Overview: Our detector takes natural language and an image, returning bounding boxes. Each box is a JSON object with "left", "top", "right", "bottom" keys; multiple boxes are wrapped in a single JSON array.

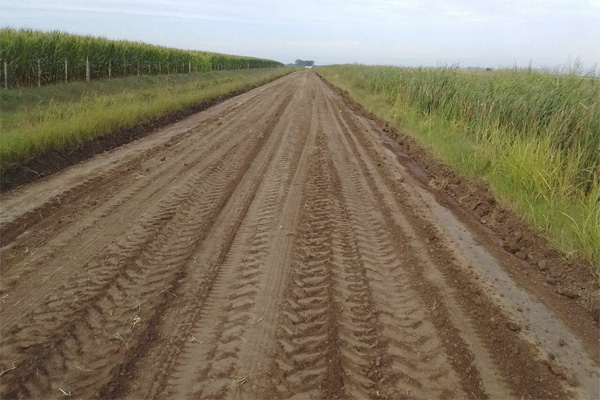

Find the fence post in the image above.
[
  {"left": 137, "top": 62, "right": 140, "bottom": 76},
  {"left": 37, "top": 59, "right": 41, "bottom": 87},
  {"left": 189, "top": 61, "right": 191, "bottom": 74},
  {"left": 4, "top": 60, "right": 7, "bottom": 89},
  {"left": 86, "top": 56, "right": 90, "bottom": 83},
  {"left": 109, "top": 60, "right": 112, "bottom": 78},
  {"left": 64, "top": 59, "right": 68, "bottom": 84}
]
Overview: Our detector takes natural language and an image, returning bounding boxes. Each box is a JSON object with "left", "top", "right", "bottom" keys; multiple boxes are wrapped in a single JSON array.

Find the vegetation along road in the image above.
[{"left": 0, "top": 70, "right": 598, "bottom": 399}]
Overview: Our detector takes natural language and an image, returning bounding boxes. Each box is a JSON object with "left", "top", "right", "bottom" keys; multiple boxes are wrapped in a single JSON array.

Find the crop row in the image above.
[{"left": 0, "top": 28, "right": 283, "bottom": 88}]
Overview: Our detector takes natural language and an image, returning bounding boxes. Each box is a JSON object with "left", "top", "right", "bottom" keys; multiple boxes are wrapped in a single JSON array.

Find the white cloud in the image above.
[{"left": 1, "top": 0, "right": 599, "bottom": 67}]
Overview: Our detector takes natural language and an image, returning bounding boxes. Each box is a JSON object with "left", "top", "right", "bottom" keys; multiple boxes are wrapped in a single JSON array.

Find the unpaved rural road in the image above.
[{"left": 1, "top": 70, "right": 598, "bottom": 399}]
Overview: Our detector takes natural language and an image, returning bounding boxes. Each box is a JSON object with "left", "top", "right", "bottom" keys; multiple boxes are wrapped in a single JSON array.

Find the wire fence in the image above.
[
  {"left": 1, "top": 28, "right": 282, "bottom": 89},
  {"left": 1, "top": 57, "right": 266, "bottom": 89}
]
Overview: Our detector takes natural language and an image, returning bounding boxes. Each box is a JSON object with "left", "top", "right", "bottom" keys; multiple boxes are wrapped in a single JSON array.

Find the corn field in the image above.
[{"left": 0, "top": 28, "right": 283, "bottom": 88}]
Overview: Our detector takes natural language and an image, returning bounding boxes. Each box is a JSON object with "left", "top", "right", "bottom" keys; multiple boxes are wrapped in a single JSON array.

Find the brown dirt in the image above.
[{"left": 0, "top": 70, "right": 598, "bottom": 400}]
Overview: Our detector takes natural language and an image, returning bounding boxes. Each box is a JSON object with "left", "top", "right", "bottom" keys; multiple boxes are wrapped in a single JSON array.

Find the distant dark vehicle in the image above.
[{"left": 295, "top": 59, "right": 315, "bottom": 67}]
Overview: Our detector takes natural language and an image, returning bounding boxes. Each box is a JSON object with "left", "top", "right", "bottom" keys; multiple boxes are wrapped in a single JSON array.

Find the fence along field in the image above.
[{"left": 0, "top": 28, "right": 282, "bottom": 88}]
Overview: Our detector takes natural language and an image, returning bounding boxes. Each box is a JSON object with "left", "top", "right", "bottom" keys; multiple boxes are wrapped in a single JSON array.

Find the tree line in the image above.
[{"left": 295, "top": 59, "right": 315, "bottom": 67}]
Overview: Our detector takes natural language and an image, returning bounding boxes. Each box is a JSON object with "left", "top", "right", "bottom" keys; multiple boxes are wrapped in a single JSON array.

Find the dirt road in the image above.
[{"left": 1, "top": 70, "right": 598, "bottom": 399}]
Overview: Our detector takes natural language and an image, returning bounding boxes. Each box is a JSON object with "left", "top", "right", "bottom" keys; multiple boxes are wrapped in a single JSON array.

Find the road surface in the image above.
[{"left": 0, "top": 70, "right": 598, "bottom": 399}]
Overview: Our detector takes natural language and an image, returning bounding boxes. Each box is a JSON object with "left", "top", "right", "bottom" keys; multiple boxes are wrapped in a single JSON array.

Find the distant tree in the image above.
[{"left": 295, "top": 59, "right": 315, "bottom": 67}]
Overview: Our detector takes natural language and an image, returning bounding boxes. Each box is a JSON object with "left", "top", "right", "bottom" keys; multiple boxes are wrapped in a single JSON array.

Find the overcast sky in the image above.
[{"left": 1, "top": 0, "right": 599, "bottom": 69}]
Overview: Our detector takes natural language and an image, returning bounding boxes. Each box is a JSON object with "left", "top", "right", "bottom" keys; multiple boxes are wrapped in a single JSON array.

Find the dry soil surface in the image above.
[{"left": 0, "top": 70, "right": 598, "bottom": 400}]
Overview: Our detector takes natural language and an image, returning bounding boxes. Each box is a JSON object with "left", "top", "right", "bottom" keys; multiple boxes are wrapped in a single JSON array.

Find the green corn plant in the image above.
[{"left": 1, "top": 28, "right": 283, "bottom": 88}]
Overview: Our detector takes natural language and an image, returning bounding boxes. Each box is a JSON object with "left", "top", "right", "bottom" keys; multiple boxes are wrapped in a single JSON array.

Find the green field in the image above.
[
  {"left": 0, "top": 29, "right": 290, "bottom": 175},
  {"left": 318, "top": 65, "right": 599, "bottom": 267},
  {"left": 0, "top": 28, "right": 282, "bottom": 88},
  {"left": 0, "top": 68, "right": 293, "bottom": 174}
]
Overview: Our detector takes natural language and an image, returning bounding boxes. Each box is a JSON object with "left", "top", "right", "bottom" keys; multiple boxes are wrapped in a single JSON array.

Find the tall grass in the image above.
[
  {"left": 0, "top": 28, "right": 282, "bottom": 87},
  {"left": 319, "top": 65, "right": 600, "bottom": 266},
  {"left": 0, "top": 68, "right": 292, "bottom": 172}
]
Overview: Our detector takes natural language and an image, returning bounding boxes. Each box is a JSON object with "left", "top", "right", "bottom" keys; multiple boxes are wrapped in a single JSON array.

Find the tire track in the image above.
[
  {"left": 189, "top": 154, "right": 288, "bottom": 399},
  {"left": 327, "top": 126, "right": 466, "bottom": 399},
  {"left": 326, "top": 153, "right": 390, "bottom": 399},
  {"left": 0, "top": 89, "right": 295, "bottom": 399},
  {"left": 0, "top": 79, "right": 297, "bottom": 339},
  {"left": 0, "top": 76, "right": 294, "bottom": 287},
  {"left": 299, "top": 133, "right": 395, "bottom": 399},
  {"left": 1, "top": 132, "right": 247, "bottom": 343},
  {"left": 322, "top": 87, "right": 500, "bottom": 398},
  {"left": 321, "top": 83, "right": 547, "bottom": 398},
  {"left": 270, "top": 100, "right": 466, "bottom": 399},
  {"left": 136, "top": 73, "right": 320, "bottom": 400},
  {"left": 269, "top": 133, "right": 341, "bottom": 399},
  {"left": 97, "top": 76, "right": 311, "bottom": 399},
  {"left": 1, "top": 146, "right": 244, "bottom": 398}
]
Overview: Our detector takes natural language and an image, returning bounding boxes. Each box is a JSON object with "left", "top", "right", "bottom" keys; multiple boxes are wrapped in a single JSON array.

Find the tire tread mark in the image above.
[
  {"left": 321, "top": 86, "right": 486, "bottom": 399},
  {"left": 188, "top": 90, "right": 314, "bottom": 399},
  {"left": 336, "top": 164, "right": 464, "bottom": 399},
  {"left": 0, "top": 109, "right": 280, "bottom": 399},
  {"left": 0, "top": 76, "right": 294, "bottom": 285},
  {"left": 105, "top": 91, "right": 297, "bottom": 399},
  {"left": 268, "top": 132, "right": 346, "bottom": 399},
  {"left": 0, "top": 82, "right": 298, "bottom": 342},
  {"left": 191, "top": 163, "right": 284, "bottom": 399},
  {"left": 0, "top": 75, "right": 292, "bottom": 247}
]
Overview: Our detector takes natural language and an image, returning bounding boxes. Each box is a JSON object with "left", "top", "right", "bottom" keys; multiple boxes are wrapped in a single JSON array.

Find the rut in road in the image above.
[{"left": 0, "top": 70, "right": 598, "bottom": 400}]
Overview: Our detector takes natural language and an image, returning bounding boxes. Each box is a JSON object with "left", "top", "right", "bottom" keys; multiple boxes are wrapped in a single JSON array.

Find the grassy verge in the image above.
[
  {"left": 0, "top": 68, "right": 294, "bottom": 172},
  {"left": 318, "top": 65, "right": 599, "bottom": 267}
]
